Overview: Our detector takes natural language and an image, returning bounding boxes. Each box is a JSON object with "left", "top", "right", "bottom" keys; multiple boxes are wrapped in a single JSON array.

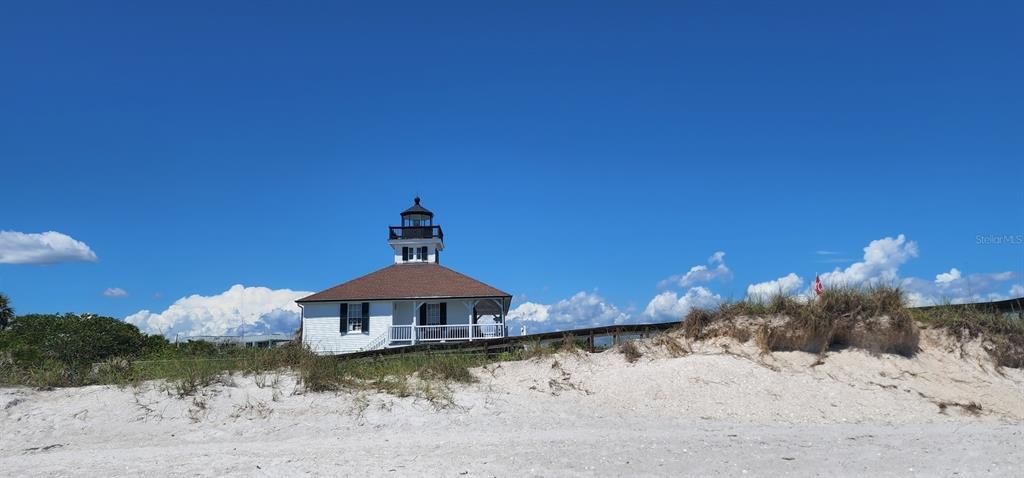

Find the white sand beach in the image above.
[{"left": 3, "top": 330, "right": 1023, "bottom": 477}]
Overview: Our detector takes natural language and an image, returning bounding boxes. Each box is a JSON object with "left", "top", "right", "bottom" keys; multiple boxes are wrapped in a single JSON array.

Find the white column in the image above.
[
  {"left": 496, "top": 298, "right": 506, "bottom": 337},
  {"left": 411, "top": 301, "right": 419, "bottom": 345},
  {"left": 465, "top": 300, "right": 479, "bottom": 341}
]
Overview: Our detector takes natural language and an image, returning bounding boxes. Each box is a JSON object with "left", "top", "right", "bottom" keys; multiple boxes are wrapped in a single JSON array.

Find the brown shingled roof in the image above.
[{"left": 296, "top": 263, "right": 511, "bottom": 303}]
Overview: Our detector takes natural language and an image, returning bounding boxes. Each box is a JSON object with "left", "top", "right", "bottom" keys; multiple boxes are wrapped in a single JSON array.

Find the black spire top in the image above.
[{"left": 401, "top": 196, "right": 434, "bottom": 217}]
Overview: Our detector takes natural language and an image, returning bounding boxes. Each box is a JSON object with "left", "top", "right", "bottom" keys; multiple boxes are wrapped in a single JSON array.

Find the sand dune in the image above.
[{"left": 2, "top": 329, "right": 1022, "bottom": 477}]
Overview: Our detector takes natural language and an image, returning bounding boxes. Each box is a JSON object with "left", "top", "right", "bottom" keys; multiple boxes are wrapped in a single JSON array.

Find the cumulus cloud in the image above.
[
  {"left": 507, "top": 291, "right": 632, "bottom": 334},
  {"left": 643, "top": 286, "right": 721, "bottom": 321},
  {"left": 505, "top": 301, "right": 549, "bottom": 324},
  {"left": 806, "top": 235, "right": 1014, "bottom": 306},
  {"left": 658, "top": 251, "right": 733, "bottom": 289},
  {"left": 903, "top": 271, "right": 1017, "bottom": 306},
  {"left": 0, "top": 231, "right": 98, "bottom": 264},
  {"left": 935, "top": 268, "right": 962, "bottom": 284},
  {"left": 103, "top": 287, "right": 128, "bottom": 298},
  {"left": 820, "top": 234, "right": 918, "bottom": 286},
  {"left": 746, "top": 273, "right": 804, "bottom": 299},
  {"left": 125, "top": 284, "right": 312, "bottom": 337},
  {"left": 1011, "top": 284, "right": 1024, "bottom": 297}
]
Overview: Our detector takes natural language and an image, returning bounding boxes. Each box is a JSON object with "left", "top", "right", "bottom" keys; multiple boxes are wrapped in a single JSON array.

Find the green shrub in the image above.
[{"left": 0, "top": 313, "right": 169, "bottom": 386}]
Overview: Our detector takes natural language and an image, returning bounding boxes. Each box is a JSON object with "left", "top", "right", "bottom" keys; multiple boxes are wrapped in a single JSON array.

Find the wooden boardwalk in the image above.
[{"left": 338, "top": 321, "right": 682, "bottom": 360}]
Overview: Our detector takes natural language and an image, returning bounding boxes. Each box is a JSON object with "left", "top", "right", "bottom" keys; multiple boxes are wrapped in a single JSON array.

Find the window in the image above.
[
  {"left": 406, "top": 246, "right": 428, "bottom": 262},
  {"left": 348, "top": 303, "right": 363, "bottom": 332},
  {"left": 427, "top": 303, "right": 441, "bottom": 325}
]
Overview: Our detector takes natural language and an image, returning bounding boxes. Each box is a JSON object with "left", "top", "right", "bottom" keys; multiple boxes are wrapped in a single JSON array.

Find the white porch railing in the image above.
[
  {"left": 386, "top": 324, "right": 505, "bottom": 346},
  {"left": 389, "top": 325, "right": 414, "bottom": 343}
]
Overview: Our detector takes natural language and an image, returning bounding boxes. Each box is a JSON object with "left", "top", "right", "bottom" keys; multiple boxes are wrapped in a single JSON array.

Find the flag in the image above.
[{"left": 814, "top": 275, "right": 825, "bottom": 297}]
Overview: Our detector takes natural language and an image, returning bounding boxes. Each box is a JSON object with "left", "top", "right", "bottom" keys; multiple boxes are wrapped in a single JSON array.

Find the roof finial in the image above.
[{"left": 414, "top": 195, "right": 421, "bottom": 205}]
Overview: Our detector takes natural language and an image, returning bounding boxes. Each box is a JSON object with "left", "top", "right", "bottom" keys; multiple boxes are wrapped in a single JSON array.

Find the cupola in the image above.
[{"left": 388, "top": 197, "right": 444, "bottom": 264}]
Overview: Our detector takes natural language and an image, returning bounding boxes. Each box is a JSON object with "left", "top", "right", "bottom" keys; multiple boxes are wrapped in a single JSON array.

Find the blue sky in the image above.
[{"left": 1, "top": 1, "right": 1022, "bottom": 335}]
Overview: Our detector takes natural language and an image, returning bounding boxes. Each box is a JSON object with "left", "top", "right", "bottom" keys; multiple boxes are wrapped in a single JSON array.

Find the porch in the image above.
[
  {"left": 384, "top": 297, "right": 507, "bottom": 347},
  {"left": 386, "top": 323, "right": 507, "bottom": 345}
]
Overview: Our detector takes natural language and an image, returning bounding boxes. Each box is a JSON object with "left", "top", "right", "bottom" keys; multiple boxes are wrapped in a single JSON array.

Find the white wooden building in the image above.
[{"left": 297, "top": 198, "right": 511, "bottom": 354}]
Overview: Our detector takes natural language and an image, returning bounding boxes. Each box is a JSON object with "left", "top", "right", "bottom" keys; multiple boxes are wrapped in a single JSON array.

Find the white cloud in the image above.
[
  {"left": 505, "top": 302, "right": 550, "bottom": 323},
  {"left": 507, "top": 291, "right": 632, "bottom": 334},
  {"left": 659, "top": 251, "right": 732, "bottom": 289},
  {"left": 935, "top": 268, "right": 962, "bottom": 284},
  {"left": 103, "top": 287, "right": 128, "bottom": 298},
  {"left": 1010, "top": 284, "right": 1024, "bottom": 297},
  {"left": 0, "top": 231, "right": 98, "bottom": 264},
  {"left": 903, "top": 271, "right": 1017, "bottom": 306},
  {"left": 708, "top": 251, "right": 726, "bottom": 264},
  {"left": 643, "top": 286, "right": 722, "bottom": 321},
  {"left": 746, "top": 273, "right": 804, "bottom": 299},
  {"left": 820, "top": 234, "right": 918, "bottom": 286},
  {"left": 808, "top": 235, "right": 1015, "bottom": 306},
  {"left": 125, "top": 284, "right": 312, "bottom": 337}
]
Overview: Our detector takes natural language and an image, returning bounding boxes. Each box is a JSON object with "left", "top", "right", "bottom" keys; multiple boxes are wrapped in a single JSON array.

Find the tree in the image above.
[{"left": 0, "top": 293, "right": 12, "bottom": 331}]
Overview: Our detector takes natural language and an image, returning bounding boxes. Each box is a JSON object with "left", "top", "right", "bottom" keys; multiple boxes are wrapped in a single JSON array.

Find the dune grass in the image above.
[
  {"left": 682, "top": 285, "right": 1022, "bottom": 368},
  {"left": 0, "top": 320, "right": 595, "bottom": 401},
  {"left": 682, "top": 285, "right": 918, "bottom": 356},
  {"left": 1, "top": 335, "right": 486, "bottom": 392}
]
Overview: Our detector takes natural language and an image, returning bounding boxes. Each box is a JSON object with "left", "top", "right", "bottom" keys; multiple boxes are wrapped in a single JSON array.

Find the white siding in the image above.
[
  {"left": 390, "top": 240, "right": 442, "bottom": 264},
  {"left": 393, "top": 301, "right": 414, "bottom": 325},
  {"left": 445, "top": 299, "right": 471, "bottom": 324},
  {"left": 302, "top": 301, "right": 392, "bottom": 354}
]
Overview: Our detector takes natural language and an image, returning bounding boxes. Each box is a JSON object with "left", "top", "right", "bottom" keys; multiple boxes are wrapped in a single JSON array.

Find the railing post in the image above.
[
  {"left": 469, "top": 323, "right": 474, "bottom": 341},
  {"left": 411, "top": 325, "right": 417, "bottom": 345}
]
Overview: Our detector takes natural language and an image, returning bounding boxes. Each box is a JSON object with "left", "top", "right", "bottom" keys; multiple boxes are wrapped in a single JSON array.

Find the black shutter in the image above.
[
  {"left": 435, "top": 249, "right": 440, "bottom": 264},
  {"left": 440, "top": 302, "right": 447, "bottom": 325},
  {"left": 420, "top": 246, "right": 427, "bottom": 261},
  {"left": 361, "top": 302, "right": 370, "bottom": 333},
  {"left": 402, "top": 247, "right": 409, "bottom": 261},
  {"left": 339, "top": 303, "right": 348, "bottom": 334},
  {"left": 418, "top": 303, "right": 426, "bottom": 326}
]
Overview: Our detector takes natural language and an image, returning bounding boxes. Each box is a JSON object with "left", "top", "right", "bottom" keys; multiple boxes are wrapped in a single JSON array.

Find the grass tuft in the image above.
[
  {"left": 618, "top": 341, "right": 643, "bottom": 363},
  {"left": 651, "top": 333, "right": 689, "bottom": 357}
]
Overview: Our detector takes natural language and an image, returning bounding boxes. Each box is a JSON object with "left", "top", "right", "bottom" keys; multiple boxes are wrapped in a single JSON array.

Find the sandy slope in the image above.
[{"left": 2, "top": 330, "right": 1022, "bottom": 477}]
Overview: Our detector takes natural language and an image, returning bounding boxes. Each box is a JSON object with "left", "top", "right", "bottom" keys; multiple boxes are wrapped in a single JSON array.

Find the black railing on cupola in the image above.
[{"left": 389, "top": 226, "right": 444, "bottom": 241}]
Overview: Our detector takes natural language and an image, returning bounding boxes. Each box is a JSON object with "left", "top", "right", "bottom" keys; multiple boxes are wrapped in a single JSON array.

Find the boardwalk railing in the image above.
[{"left": 339, "top": 321, "right": 680, "bottom": 359}]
